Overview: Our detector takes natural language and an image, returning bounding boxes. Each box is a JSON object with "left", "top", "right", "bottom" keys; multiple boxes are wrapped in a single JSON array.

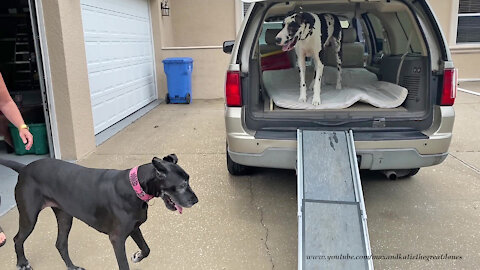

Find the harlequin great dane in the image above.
[
  {"left": 0, "top": 155, "right": 198, "bottom": 270},
  {"left": 276, "top": 12, "right": 343, "bottom": 105}
]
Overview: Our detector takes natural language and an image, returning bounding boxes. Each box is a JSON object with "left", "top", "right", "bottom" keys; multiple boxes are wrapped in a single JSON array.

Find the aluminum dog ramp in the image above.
[{"left": 297, "top": 130, "right": 374, "bottom": 270}]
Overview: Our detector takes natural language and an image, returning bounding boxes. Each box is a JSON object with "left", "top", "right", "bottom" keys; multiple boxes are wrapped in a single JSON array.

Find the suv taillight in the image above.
[
  {"left": 225, "top": 71, "right": 242, "bottom": 107},
  {"left": 441, "top": 68, "right": 457, "bottom": 106}
]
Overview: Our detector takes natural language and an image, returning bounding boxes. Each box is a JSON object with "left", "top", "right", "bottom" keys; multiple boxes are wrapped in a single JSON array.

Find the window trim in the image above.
[
  {"left": 458, "top": 12, "right": 480, "bottom": 17},
  {"left": 454, "top": 1, "right": 480, "bottom": 47}
]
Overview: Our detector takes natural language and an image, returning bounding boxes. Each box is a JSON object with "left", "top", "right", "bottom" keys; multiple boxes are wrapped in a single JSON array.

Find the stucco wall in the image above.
[
  {"left": 427, "top": 0, "right": 457, "bottom": 47},
  {"left": 41, "top": 0, "right": 95, "bottom": 160},
  {"left": 428, "top": 0, "right": 480, "bottom": 79},
  {"left": 451, "top": 53, "right": 480, "bottom": 79},
  {"left": 150, "top": 0, "right": 165, "bottom": 99},
  {"left": 151, "top": 0, "right": 236, "bottom": 99},
  {"left": 166, "top": 0, "right": 236, "bottom": 47}
]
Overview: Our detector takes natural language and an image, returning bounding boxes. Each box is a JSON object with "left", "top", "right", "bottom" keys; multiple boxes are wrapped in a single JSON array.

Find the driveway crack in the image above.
[
  {"left": 449, "top": 153, "right": 480, "bottom": 175},
  {"left": 249, "top": 178, "right": 275, "bottom": 270}
]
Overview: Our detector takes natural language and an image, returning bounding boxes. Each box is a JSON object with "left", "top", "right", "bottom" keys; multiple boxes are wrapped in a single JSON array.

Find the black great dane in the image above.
[{"left": 0, "top": 154, "right": 198, "bottom": 270}]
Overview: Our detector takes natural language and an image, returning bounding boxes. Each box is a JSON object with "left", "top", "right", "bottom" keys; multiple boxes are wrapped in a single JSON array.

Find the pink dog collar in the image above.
[{"left": 129, "top": 166, "right": 154, "bottom": 202}]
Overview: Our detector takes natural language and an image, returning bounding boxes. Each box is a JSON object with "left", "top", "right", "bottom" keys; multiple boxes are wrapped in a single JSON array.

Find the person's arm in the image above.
[{"left": 0, "top": 73, "right": 33, "bottom": 150}]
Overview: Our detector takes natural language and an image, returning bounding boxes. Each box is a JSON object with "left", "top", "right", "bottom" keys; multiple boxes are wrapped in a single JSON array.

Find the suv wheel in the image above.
[
  {"left": 226, "top": 145, "right": 251, "bottom": 175},
  {"left": 405, "top": 168, "right": 420, "bottom": 178}
]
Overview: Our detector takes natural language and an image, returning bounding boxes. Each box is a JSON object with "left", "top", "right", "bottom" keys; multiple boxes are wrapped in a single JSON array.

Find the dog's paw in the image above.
[
  {"left": 312, "top": 99, "right": 321, "bottom": 106},
  {"left": 17, "top": 263, "right": 33, "bottom": 270},
  {"left": 132, "top": 251, "right": 145, "bottom": 263},
  {"left": 298, "top": 95, "right": 307, "bottom": 103},
  {"left": 336, "top": 83, "right": 342, "bottom": 90}
]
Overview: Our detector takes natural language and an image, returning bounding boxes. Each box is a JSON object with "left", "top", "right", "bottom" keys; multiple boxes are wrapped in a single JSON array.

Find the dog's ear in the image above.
[
  {"left": 152, "top": 157, "right": 168, "bottom": 174},
  {"left": 163, "top": 154, "right": 178, "bottom": 164},
  {"left": 298, "top": 12, "right": 314, "bottom": 27},
  {"left": 295, "top": 12, "right": 303, "bottom": 24}
]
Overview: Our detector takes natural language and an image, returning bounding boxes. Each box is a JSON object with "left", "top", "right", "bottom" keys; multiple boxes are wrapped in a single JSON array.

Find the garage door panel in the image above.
[
  {"left": 88, "top": 63, "right": 154, "bottom": 98},
  {"left": 90, "top": 73, "right": 155, "bottom": 106},
  {"left": 92, "top": 84, "right": 155, "bottom": 132},
  {"left": 82, "top": 11, "right": 151, "bottom": 41},
  {"left": 81, "top": 0, "right": 156, "bottom": 134},
  {"left": 86, "top": 56, "right": 152, "bottom": 75},
  {"left": 84, "top": 42, "right": 152, "bottom": 66},
  {"left": 81, "top": 0, "right": 150, "bottom": 19}
]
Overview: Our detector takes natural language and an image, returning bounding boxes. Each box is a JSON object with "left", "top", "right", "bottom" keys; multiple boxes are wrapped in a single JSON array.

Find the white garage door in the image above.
[{"left": 80, "top": 0, "right": 157, "bottom": 134}]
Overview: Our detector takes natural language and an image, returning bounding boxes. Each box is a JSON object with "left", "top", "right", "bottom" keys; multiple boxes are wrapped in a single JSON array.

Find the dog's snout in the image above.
[
  {"left": 275, "top": 37, "right": 282, "bottom": 44},
  {"left": 191, "top": 195, "right": 199, "bottom": 205}
]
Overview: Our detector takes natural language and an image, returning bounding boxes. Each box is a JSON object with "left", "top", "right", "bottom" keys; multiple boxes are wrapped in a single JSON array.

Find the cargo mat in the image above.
[{"left": 263, "top": 67, "right": 408, "bottom": 110}]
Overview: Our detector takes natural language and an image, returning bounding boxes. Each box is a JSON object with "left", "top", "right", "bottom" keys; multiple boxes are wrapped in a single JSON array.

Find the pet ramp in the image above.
[{"left": 297, "top": 130, "right": 374, "bottom": 270}]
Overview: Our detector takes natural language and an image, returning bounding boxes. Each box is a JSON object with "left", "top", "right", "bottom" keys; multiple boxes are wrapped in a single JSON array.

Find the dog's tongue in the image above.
[
  {"left": 282, "top": 44, "right": 292, "bottom": 52},
  {"left": 175, "top": 204, "right": 183, "bottom": 214},
  {"left": 282, "top": 36, "right": 298, "bottom": 52}
]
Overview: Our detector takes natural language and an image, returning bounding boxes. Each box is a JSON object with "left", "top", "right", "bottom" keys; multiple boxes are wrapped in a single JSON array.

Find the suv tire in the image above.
[
  {"left": 226, "top": 144, "right": 251, "bottom": 175},
  {"left": 405, "top": 168, "right": 420, "bottom": 178}
]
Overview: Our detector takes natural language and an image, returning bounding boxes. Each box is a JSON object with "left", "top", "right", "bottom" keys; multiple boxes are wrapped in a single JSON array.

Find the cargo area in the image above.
[{"left": 241, "top": 0, "right": 445, "bottom": 131}]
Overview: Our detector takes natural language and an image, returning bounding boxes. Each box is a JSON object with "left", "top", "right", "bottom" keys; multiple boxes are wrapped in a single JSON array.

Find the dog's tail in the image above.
[{"left": 0, "top": 159, "right": 25, "bottom": 173}]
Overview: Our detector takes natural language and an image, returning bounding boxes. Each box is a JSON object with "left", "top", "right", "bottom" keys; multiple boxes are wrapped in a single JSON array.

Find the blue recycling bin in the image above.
[{"left": 162, "top": 57, "right": 193, "bottom": 104}]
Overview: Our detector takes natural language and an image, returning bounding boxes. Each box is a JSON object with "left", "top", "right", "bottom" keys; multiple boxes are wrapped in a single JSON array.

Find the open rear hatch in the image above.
[{"left": 236, "top": 0, "right": 450, "bottom": 133}]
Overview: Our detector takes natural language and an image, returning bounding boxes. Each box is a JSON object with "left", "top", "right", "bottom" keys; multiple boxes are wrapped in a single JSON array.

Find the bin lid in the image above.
[{"left": 162, "top": 57, "right": 193, "bottom": 64}]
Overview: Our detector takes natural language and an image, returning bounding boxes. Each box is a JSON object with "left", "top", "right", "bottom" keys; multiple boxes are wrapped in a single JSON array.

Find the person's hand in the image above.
[{"left": 19, "top": 128, "right": 33, "bottom": 150}]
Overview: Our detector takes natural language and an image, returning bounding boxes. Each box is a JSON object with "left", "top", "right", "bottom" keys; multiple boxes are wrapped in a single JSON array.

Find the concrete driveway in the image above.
[{"left": 0, "top": 88, "right": 479, "bottom": 269}]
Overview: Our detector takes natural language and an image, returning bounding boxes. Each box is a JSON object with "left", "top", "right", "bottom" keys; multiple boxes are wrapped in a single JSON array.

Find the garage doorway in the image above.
[{"left": 0, "top": 0, "right": 54, "bottom": 215}]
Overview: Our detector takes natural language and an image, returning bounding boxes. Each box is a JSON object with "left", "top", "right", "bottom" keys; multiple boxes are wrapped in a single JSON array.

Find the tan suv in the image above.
[{"left": 223, "top": 0, "right": 456, "bottom": 179}]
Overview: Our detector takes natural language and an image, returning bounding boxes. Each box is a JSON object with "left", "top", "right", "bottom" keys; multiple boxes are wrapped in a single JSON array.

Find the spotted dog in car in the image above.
[{"left": 276, "top": 12, "right": 343, "bottom": 105}]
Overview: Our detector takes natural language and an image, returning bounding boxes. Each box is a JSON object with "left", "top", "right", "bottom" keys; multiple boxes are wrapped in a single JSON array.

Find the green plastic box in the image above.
[{"left": 8, "top": 123, "right": 49, "bottom": 155}]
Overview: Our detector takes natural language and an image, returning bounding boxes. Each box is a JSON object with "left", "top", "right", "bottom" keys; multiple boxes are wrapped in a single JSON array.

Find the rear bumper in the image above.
[
  {"left": 228, "top": 147, "right": 448, "bottom": 170},
  {"left": 225, "top": 106, "right": 454, "bottom": 170}
]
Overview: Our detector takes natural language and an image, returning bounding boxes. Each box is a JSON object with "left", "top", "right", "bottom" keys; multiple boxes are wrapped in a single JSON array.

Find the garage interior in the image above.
[
  {"left": 0, "top": 0, "right": 49, "bottom": 215},
  {"left": 0, "top": 0, "right": 47, "bottom": 150}
]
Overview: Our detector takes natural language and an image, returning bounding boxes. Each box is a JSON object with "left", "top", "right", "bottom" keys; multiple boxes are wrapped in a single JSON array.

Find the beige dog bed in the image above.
[{"left": 262, "top": 66, "right": 408, "bottom": 110}]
